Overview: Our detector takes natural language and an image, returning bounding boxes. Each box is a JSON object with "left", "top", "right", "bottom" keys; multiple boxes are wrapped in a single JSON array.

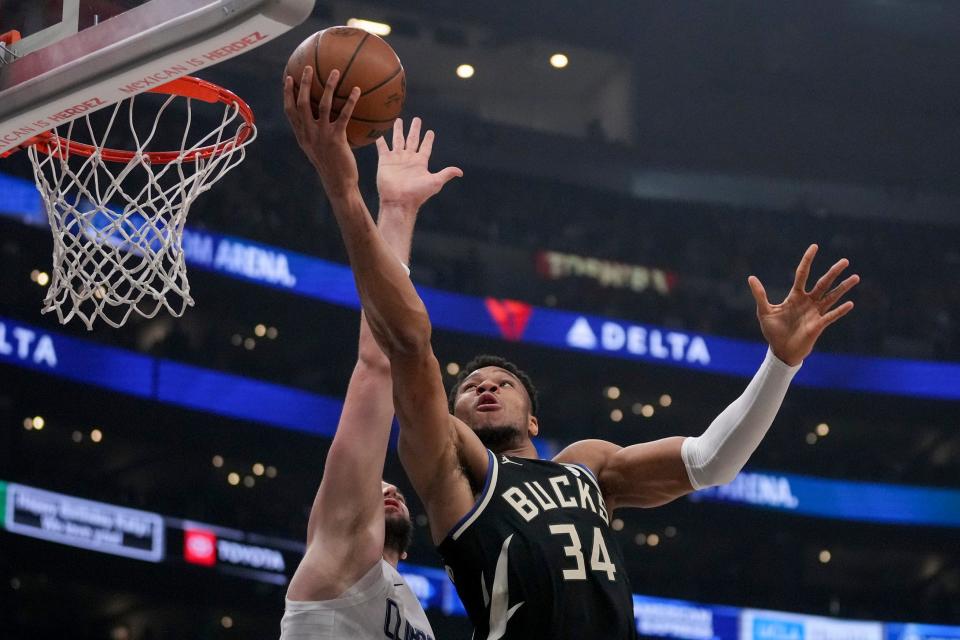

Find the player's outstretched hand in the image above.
[
  {"left": 748, "top": 244, "right": 859, "bottom": 366},
  {"left": 283, "top": 67, "right": 361, "bottom": 197},
  {"left": 376, "top": 117, "right": 463, "bottom": 213}
]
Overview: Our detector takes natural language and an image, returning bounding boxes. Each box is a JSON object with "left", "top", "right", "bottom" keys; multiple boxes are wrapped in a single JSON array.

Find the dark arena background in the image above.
[{"left": 1, "top": 1, "right": 959, "bottom": 639}]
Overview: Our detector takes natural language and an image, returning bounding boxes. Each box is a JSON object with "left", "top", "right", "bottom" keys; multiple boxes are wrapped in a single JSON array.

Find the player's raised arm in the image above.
[
  {"left": 557, "top": 245, "right": 859, "bottom": 512},
  {"left": 286, "top": 163, "right": 426, "bottom": 602},
  {"left": 284, "top": 68, "right": 484, "bottom": 543}
]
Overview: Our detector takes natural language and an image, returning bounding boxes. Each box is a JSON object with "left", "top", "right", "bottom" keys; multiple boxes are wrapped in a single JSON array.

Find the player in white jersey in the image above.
[{"left": 280, "top": 77, "right": 462, "bottom": 639}]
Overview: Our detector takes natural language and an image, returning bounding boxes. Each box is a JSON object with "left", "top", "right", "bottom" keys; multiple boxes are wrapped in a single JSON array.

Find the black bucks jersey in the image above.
[{"left": 437, "top": 450, "right": 637, "bottom": 640}]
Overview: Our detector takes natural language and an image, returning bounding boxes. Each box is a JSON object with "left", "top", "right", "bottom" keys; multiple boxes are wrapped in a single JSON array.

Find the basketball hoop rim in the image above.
[{"left": 23, "top": 76, "right": 254, "bottom": 164}]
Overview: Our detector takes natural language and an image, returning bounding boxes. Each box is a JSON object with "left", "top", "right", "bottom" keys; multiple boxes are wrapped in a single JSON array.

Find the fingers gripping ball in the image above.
[{"left": 285, "top": 26, "right": 405, "bottom": 147}]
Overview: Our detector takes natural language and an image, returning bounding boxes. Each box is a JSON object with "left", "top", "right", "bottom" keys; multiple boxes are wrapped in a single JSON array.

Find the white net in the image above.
[{"left": 27, "top": 86, "right": 256, "bottom": 329}]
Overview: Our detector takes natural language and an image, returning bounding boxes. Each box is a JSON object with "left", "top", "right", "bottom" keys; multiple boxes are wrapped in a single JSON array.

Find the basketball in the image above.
[{"left": 285, "top": 26, "right": 405, "bottom": 147}]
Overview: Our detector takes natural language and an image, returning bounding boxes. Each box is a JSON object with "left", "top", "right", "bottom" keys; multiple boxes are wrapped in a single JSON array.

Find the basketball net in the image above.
[{"left": 24, "top": 77, "right": 255, "bottom": 329}]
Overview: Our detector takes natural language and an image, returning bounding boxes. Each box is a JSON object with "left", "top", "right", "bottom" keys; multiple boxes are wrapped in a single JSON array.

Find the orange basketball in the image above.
[{"left": 285, "top": 26, "right": 405, "bottom": 147}]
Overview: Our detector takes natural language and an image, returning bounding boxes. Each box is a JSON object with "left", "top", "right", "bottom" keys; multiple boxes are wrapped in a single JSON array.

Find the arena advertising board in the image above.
[
  {"left": 0, "top": 316, "right": 152, "bottom": 396},
  {"left": 687, "top": 471, "right": 960, "bottom": 528},
  {"left": 535, "top": 250, "right": 676, "bottom": 295},
  {"left": 1, "top": 170, "right": 959, "bottom": 401},
  {"left": 3, "top": 483, "right": 164, "bottom": 562},
  {"left": 0, "top": 315, "right": 343, "bottom": 437},
  {"left": 179, "top": 523, "right": 293, "bottom": 585},
  {"left": 0, "top": 481, "right": 7, "bottom": 529},
  {"left": 398, "top": 563, "right": 461, "bottom": 616},
  {"left": 4, "top": 315, "right": 960, "bottom": 530},
  {"left": 633, "top": 594, "right": 739, "bottom": 640},
  {"left": 740, "top": 608, "right": 883, "bottom": 640},
  {"left": 886, "top": 624, "right": 960, "bottom": 640},
  {"left": 2, "top": 480, "right": 959, "bottom": 637}
]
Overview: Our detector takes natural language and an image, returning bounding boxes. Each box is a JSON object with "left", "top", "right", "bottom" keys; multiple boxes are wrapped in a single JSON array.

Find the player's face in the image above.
[
  {"left": 382, "top": 481, "right": 410, "bottom": 522},
  {"left": 382, "top": 481, "right": 414, "bottom": 557},
  {"left": 453, "top": 366, "right": 534, "bottom": 436}
]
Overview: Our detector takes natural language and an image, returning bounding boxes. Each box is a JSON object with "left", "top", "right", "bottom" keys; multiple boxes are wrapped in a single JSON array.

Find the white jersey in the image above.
[{"left": 280, "top": 559, "right": 435, "bottom": 640}]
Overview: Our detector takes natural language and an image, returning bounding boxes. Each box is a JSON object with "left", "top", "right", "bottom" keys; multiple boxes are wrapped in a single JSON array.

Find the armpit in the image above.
[{"left": 456, "top": 445, "right": 485, "bottom": 495}]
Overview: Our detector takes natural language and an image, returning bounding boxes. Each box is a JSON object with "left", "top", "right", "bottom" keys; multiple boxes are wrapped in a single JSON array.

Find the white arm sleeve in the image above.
[{"left": 681, "top": 348, "right": 801, "bottom": 490}]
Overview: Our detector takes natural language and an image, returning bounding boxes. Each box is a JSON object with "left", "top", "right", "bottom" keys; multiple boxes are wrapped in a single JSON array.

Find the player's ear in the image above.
[
  {"left": 527, "top": 415, "right": 539, "bottom": 437},
  {"left": 401, "top": 551, "right": 408, "bottom": 561}
]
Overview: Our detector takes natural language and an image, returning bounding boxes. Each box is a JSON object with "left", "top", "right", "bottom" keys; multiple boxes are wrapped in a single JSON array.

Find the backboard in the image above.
[{"left": 0, "top": 0, "right": 314, "bottom": 155}]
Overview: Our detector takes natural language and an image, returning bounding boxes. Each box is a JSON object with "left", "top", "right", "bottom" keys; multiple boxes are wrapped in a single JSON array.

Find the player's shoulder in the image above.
[
  {"left": 551, "top": 438, "right": 620, "bottom": 478},
  {"left": 286, "top": 540, "right": 384, "bottom": 603}
]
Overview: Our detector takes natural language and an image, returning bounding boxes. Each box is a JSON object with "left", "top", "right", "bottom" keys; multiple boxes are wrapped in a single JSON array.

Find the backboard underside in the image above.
[{"left": 0, "top": 0, "right": 314, "bottom": 155}]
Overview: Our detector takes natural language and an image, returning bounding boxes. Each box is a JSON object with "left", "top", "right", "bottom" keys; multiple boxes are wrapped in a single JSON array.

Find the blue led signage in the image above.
[
  {"left": 0, "top": 316, "right": 342, "bottom": 436},
  {"left": 2, "top": 171, "right": 958, "bottom": 401},
  {"left": 689, "top": 470, "right": 960, "bottom": 528}
]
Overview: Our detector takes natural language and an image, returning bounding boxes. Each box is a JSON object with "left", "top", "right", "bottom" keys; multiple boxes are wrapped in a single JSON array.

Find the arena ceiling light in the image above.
[
  {"left": 29, "top": 269, "right": 49, "bottom": 286},
  {"left": 456, "top": 64, "right": 475, "bottom": 79},
  {"left": 347, "top": 18, "right": 391, "bottom": 37},
  {"left": 550, "top": 53, "right": 569, "bottom": 68}
]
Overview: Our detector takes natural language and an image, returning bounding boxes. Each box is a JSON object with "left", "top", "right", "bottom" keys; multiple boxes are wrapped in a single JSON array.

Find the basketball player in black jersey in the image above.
[
  {"left": 287, "top": 67, "right": 859, "bottom": 639},
  {"left": 280, "top": 67, "right": 464, "bottom": 639}
]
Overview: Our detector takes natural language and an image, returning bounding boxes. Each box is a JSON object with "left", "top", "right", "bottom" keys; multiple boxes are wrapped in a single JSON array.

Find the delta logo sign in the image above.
[
  {"left": 485, "top": 298, "right": 534, "bottom": 342},
  {"left": 0, "top": 321, "right": 58, "bottom": 369},
  {"left": 482, "top": 299, "right": 712, "bottom": 367},
  {"left": 565, "top": 316, "right": 711, "bottom": 365}
]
